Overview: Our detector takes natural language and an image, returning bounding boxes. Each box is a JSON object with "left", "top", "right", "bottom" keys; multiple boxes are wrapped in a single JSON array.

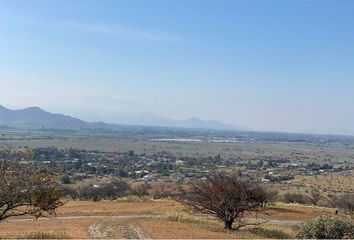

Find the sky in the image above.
[{"left": 0, "top": 0, "right": 354, "bottom": 135}]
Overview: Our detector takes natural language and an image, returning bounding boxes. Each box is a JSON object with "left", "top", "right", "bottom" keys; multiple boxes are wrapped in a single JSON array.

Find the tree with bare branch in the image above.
[
  {"left": 179, "top": 174, "right": 267, "bottom": 230},
  {"left": 0, "top": 160, "right": 64, "bottom": 221}
]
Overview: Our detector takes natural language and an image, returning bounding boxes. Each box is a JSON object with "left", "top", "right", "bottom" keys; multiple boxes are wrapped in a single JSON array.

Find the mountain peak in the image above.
[
  {"left": 23, "top": 106, "right": 45, "bottom": 111},
  {"left": 188, "top": 117, "right": 202, "bottom": 121},
  {"left": 0, "top": 105, "right": 88, "bottom": 129},
  {"left": 0, "top": 105, "right": 11, "bottom": 112}
]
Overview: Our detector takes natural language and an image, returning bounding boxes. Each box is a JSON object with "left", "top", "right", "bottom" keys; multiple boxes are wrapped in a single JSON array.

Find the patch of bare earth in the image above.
[
  {"left": 58, "top": 200, "right": 177, "bottom": 216},
  {"left": 87, "top": 218, "right": 151, "bottom": 239},
  {"left": 125, "top": 223, "right": 151, "bottom": 239}
]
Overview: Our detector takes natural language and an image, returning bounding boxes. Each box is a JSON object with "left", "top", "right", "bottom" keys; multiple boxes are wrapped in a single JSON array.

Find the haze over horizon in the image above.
[{"left": 1, "top": 0, "right": 354, "bottom": 135}]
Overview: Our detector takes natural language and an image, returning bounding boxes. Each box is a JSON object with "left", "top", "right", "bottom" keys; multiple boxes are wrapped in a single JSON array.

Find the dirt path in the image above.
[
  {"left": 87, "top": 217, "right": 150, "bottom": 239},
  {"left": 88, "top": 219, "right": 115, "bottom": 239},
  {"left": 243, "top": 217, "right": 299, "bottom": 226},
  {"left": 126, "top": 224, "right": 151, "bottom": 239},
  {"left": 7, "top": 214, "right": 156, "bottom": 222}
]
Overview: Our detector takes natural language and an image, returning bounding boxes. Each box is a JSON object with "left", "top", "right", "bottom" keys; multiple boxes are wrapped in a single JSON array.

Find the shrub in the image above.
[
  {"left": 282, "top": 192, "right": 311, "bottom": 205},
  {"left": 77, "top": 180, "right": 131, "bottom": 201},
  {"left": 132, "top": 183, "right": 151, "bottom": 196},
  {"left": 60, "top": 174, "right": 71, "bottom": 184},
  {"left": 294, "top": 216, "right": 354, "bottom": 239},
  {"left": 263, "top": 189, "right": 279, "bottom": 207},
  {"left": 150, "top": 187, "right": 173, "bottom": 199},
  {"left": 63, "top": 186, "right": 78, "bottom": 200},
  {"left": 310, "top": 190, "right": 322, "bottom": 205}
]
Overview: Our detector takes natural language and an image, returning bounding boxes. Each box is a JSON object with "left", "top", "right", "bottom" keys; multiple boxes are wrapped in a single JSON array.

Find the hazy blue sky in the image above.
[{"left": 1, "top": 0, "right": 354, "bottom": 135}]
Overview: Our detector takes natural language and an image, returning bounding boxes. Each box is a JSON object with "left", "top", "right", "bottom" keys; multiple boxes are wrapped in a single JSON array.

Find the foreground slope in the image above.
[{"left": 0, "top": 199, "right": 352, "bottom": 239}]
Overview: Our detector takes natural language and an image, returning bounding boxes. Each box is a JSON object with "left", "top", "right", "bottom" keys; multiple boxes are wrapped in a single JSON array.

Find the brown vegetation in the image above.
[
  {"left": 0, "top": 160, "right": 64, "bottom": 221},
  {"left": 179, "top": 175, "right": 268, "bottom": 230}
]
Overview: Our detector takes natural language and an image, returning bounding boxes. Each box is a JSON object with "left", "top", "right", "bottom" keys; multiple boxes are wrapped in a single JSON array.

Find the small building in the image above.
[{"left": 143, "top": 175, "right": 155, "bottom": 181}]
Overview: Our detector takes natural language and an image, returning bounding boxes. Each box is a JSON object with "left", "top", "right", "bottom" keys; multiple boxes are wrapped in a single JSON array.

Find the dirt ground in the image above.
[{"left": 0, "top": 200, "right": 351, "bottom": 239}]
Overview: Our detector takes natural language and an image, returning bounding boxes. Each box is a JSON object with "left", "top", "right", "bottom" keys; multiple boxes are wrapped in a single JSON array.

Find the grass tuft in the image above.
[
  {"left": 159, "top": 211, "right": 202, "bottom": 224},
  {"left": 158, "top": 211, "right": 223, "bottom": 232},
  {"left": 18, "top": 231, "right": 70, "bottom": 239},
  {"left": 248, "top": 227, "right": 291, "bottom": 239},
  {"left": 116, "top": 195, "right": 152, "bottom": 202}
]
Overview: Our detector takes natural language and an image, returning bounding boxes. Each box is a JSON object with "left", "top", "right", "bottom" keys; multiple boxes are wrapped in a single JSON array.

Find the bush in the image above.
[
  {"left": 132, "top": 183, "right": 151, "bottom": 197},
  {"left": 294, "top": 216, "right": 354, "bottom": 239},
  {"left": 282, "top": 192, "right": 311, "bottom": 205},
  {"left": 77, "top": 180, "right": 132, "bottom": 201},
  {"left": 60, "top": 174, "right": 71, "bottom": 184},
  {"left": 150, "top": 187, "right": 173, "bottom": 199},
  {"left": 263, "top": 189, "right": 279, "bottom": 207},
  {"left": 63, "top": 186, "right": 78, "bottom": 200},
  {"left": 310, "top": 190, "right": 322, "bottom": 205}
]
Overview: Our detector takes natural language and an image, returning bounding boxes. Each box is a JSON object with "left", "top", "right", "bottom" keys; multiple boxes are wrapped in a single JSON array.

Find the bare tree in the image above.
[
  {"left": 179, "top": 175, "right": 267, "bottom": 230},
  {"left": 330, "top": 193, "right": 354, "bottom": 213},
  {"left": 310, "top": 190, "right": 322, "bottom": 206},
  {"left": 0, "top": 160, "right": 64, "bottom": 221},
  {"left": 282, "top": 192, "right": 310, "bottom": 205}
]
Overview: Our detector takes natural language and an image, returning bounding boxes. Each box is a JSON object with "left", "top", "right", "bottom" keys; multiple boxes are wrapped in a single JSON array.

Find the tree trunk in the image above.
[{"left": 224, "top": 220, "right": 233, "bottom": 230}]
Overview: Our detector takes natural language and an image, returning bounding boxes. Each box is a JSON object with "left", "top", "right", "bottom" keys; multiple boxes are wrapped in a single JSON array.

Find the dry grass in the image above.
[
  {"left": 0, "top": 219, "right": 96, "bottom": 239},
  {"left": 17, "top": 231, "right": 70, "bottom": 239},
  {"left": 56, "top": 199, "right": 178, "bottom": 216},
  {"left": 273, "top": 170, "right": 354, "bottom": 195},
  {"left": 253, "top": 203, "right": 336, "bottom": 221},
  {"left": 137, "top": 219, "right": 256, "bottom": 239},
  {"left": 247, "top": 227, "right": 291, "bottom": 239},
  {"left": 0, "top": 199, "right": 351, "bottom": 239}
]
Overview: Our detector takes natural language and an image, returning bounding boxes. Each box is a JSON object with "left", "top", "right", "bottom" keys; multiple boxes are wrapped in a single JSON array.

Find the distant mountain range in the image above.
[
  {"left": 0, "top": 105, "right": 89, "bottom": 129},
  {"left": 0, "top": 105, "right": 236, "bottom": 130},
  {"left": 102, "top": 111, "right": 236, "bottom": 130}
]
